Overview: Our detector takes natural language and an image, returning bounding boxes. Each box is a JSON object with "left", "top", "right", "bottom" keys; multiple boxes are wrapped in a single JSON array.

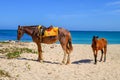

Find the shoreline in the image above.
[{"left": 1, "top": 40, "right": 120, "bottom": 45}]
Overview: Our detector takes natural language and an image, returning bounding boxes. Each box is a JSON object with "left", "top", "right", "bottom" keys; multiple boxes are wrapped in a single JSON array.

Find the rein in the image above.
[{"left": 37, "top": 25, "right": 43, "bottom": 42}]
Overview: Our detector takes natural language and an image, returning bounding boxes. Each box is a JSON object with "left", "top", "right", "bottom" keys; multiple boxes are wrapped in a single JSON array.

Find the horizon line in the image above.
[{"left": 0, "top": 29, "right": 120, "bottom": 32}]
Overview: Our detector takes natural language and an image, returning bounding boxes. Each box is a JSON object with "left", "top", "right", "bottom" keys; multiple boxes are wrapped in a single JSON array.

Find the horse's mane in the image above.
[{"left": 20, "top": 25, "right": 39, "bottom": 27}]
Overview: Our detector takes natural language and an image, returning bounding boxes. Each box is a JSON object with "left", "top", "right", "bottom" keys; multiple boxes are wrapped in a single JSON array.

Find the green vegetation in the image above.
[
  {"left": 0, "top": 47, "right": 37, "bottom": 59},
  {"left": 0, "top": 42, "right": 9, "bottom": 44},
  {"left": 6, "top": 51, "right": 21, "bottom": 59},
  {"left": 0, "top": 69, "right": 11, "bottom": 77}
]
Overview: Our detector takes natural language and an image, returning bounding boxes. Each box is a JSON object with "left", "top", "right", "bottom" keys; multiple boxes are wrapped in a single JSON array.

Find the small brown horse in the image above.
[
  {"left": 17, "top": 25, "right": 73, "bottom": 64},
  {"left": 91, "top": 36, "right": 107, "bottom": 64}
]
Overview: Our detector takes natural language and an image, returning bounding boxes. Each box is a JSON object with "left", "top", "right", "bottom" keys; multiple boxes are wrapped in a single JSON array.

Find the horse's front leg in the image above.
[
  {"left": 37, "top": 43, "right": 43, "bottom": 63},
  {"left": 92, "top": 49, "right": 97, "bottom": 64},
  {"left": 104, "top": 47, "right": 107, "bottom": 62},
  {"left": 93, "top": 50, "right": 97, "bottom": 64}
]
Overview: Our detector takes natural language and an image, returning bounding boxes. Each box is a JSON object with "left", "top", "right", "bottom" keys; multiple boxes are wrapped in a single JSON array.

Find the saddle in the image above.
[{"left": 38, "top": 25, "right": 58, "bottom": 37}]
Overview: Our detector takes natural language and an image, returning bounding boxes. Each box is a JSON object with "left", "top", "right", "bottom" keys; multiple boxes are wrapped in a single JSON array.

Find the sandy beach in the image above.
[{"left": 0, "top": 42, "right": 120, "bottom": 80}]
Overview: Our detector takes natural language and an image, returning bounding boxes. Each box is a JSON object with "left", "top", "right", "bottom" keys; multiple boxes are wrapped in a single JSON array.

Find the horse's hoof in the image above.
[
  {"left": 40, "top": 60, "right": 43, "bottom": 63},
  {"left": 99, "top": 60, "right": 102, "bottom": 62},
  {"left": 60, "top": 63, "right": 64, "bottom": 65},
  {"left": 94, "top": 62, "right": 97, "bottom": 65},
  {"left": 37, "top": 59, "right": 43, "bottom": 63},
  {"left": 66, "top": 61, "right": 70, "bottom": 65},
  {"left": 37, "top": 59, "right": 40, "bottom": 62},
  {"left": 66, "top": 63, "right": 70, "bottom": 65},
  {"left": 103, "top": 61, "right": 106, "bottom": 62},
  {"left": 62, "top": 61, "right": 65, "bottom": 64}
]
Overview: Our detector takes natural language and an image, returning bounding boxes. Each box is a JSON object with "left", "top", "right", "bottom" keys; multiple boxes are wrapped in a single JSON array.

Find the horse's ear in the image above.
[
  {"left": 93, "top": 36, "right": 95, "bottom": 38},
  {"left": 18, "top": 25, "right": 20, "bottom": 28},
  {"left": 96, "top": 36, "right": 99, "bottom": 38}
]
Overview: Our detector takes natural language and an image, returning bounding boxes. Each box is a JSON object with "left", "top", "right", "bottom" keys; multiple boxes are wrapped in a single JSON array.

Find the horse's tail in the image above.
[
  {"left": 104, "top": 38, "right": 107, "bottom": 53},
  {"left": 66, "top": 33, "right": 73, "bottom": 53}
]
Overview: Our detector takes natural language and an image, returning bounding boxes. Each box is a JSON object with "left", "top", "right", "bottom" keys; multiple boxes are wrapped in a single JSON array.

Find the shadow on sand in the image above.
[
  {"left": 1, "top": 56, "right": 93, "bottom": 65},
  {"left": 0, "top": 56, "right": 6, "bottom": 59},
  {"left": 72, "top": 59, "right": 93, "bottom": 64},
  {"left": 17, "top": 57, "right": 60, "bottom": 64}
]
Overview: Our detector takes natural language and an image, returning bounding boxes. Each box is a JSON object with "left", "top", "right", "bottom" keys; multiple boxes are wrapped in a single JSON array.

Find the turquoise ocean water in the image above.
[{"left": 0, "top": 30, "right": 120, "bottom": 44}]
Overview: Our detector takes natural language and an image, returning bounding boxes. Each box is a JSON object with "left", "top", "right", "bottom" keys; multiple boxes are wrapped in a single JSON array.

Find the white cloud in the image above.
[
  {"left": 112, "top": 9, "right": 120, "bottom": 14},
  {"left": 114, "top": 9, "right": 120, "bottom": 12},
  {"left": 106, "top": 1, "right": 120, "bottom": 6},
  {"left": 105, "top": 1, "right": 120, "bottom": 15}
]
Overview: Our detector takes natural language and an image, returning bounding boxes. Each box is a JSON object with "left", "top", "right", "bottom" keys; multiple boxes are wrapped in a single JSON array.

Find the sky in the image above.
[{"left": 0, "top": 0, "right": 120, "bottom": 31}]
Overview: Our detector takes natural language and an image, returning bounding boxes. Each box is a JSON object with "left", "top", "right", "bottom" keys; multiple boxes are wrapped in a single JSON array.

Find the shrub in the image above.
[
  {"left": 6, "top": 51, "right": 21, "bottom": 59},
  {"left": 0, "top": 69, "right": 11, "bottom": 77}
]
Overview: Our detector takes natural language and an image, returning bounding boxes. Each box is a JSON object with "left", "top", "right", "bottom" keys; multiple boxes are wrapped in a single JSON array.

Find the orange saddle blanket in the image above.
[{"left": 43, "top": 27, "right": 58, "bottom": 37}]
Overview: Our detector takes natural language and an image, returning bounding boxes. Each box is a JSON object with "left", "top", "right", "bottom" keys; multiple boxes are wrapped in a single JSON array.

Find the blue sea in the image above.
[{"left": 0, "top": 30, "right": 120, "bottom": 44}]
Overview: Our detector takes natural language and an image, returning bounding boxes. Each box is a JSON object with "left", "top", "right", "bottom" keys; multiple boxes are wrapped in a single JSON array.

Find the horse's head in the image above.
[
  {"left": 17, "top": 25, "right": 24, "bottom": 40},
  {"left": 92, "top": 36, "right": 99, "bottom": 44}
]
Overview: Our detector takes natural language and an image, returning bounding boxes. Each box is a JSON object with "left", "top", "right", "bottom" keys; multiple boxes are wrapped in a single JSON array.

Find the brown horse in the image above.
[
  {"left": 91, "top": 36, "right": 107, "bottom": 64},
  {"left": 17, "top": 25, "right": 73, "bottom": 64}
]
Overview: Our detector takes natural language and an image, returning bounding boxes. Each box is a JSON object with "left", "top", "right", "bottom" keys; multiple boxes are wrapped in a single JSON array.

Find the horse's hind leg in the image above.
[
  {"left": 62, "top": 50, "right": 67, "bottom": 64},
  {"left": 100, "top": 49, "right": 103, "bottom": 62},
  {"left": 104, "top": 47, "right": 107, "bottom": 62},
  {"left": 62, "top": 45, "right": 70, "bottom": 65},
  {"left": 61, "top": 43, "right": 69, "bottom": 64},
  {"left": 66, "top": 53, "right": 70, "bottom": 65}
]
